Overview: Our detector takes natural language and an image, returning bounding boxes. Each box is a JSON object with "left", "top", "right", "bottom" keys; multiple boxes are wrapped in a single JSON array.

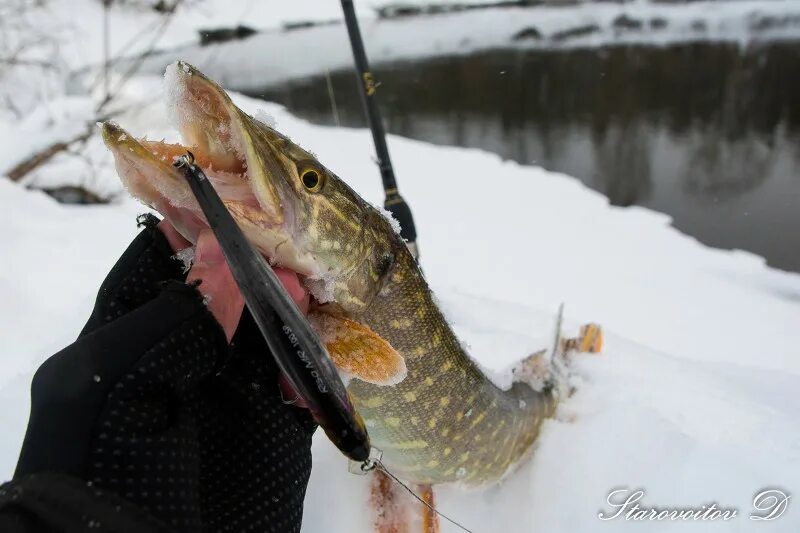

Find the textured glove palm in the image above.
[{"left": 13, "top": 215, "right": 317, "bottom": 533}]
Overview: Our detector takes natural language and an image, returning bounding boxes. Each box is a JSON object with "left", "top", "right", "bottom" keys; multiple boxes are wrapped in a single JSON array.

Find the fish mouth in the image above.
[{"left": 100, "top": 61, "right": 319, "bottom": 276}]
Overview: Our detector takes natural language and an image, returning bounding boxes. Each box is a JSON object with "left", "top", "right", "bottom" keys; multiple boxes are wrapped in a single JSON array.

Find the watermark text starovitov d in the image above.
[
  {"left": 598, "top": 488, "right": 791, "bottom": 522},
  {"left": 599, "top": 489, "right": 737, "bottom": 522}
]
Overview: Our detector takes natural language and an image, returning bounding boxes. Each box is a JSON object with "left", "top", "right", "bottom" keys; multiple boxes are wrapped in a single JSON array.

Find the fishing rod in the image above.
[{"left": 340, "top": 0, "right": 420, "bottom": 260}]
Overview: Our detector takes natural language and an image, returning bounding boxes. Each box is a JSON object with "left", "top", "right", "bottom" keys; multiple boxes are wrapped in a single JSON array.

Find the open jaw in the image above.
[{"left": 100, "top": 62, "right": 320, "bottom": 278}]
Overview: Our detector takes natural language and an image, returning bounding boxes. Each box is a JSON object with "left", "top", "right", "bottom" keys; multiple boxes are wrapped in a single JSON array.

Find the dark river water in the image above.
[{"left": 246, "top": 42, "right": 800, "bottom": 272}]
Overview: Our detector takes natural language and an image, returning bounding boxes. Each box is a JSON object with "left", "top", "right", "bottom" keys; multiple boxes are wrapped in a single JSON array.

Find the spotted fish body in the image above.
[
  {"left": 347, "top": 245, "right": 557, "bottom": 486},
  {"left": 100, "top": 62, "right": 561, "bottom": 488}
]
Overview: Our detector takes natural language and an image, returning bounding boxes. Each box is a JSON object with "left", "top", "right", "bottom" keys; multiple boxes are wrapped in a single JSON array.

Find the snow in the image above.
[
  {"left": 6, "top": 0, "right": 799, "bottom": 119},
  {"left": 0, "top": 97, "right": 94, "bottom": 176},
  {"left": 254, "top": 108, "right": 277, "bottom": 129},
  {"left": 375, "top": 203, "right": 403, "bottom": 235},
  {"left": 2, "top": 75, "right": 799, "bottom": 530},
  {"left": 304, "top": 271, "right": 337, "bottom": 304},
  {"left": 119, "top": 0, "right": 800, "bottom": 91},
  {"left": 1, "top": 0, "right": 800, "bottom": 530},
  {"left": 173, "top": 246, "right": 195, "bottom": 273},
  {"left": 5, "top": 0, "right": 526, "bottom": 87}
]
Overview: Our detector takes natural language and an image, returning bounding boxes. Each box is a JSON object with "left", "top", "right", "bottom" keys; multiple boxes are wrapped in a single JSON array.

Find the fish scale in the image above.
[{"left": 348, "top": 244, "right": 558, "bottom": 485}]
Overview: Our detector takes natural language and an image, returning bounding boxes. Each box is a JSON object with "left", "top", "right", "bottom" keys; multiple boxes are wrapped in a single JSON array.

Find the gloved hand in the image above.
[{"left": 9, "top": 214, "right": 317, "bottom": 533}]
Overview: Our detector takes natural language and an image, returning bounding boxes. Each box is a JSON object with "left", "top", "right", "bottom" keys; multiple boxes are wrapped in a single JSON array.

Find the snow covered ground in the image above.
[
  {"left": 1, "top": 0, "right": 800, "bottom": 530},
  {"left": 2, "top": 76, "right": 800, "bottom": 530}
]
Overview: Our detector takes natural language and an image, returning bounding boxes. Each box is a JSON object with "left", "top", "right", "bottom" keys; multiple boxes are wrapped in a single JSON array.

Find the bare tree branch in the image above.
[{"left": 6, "top": 124, "right": 94, "bottom": 182}]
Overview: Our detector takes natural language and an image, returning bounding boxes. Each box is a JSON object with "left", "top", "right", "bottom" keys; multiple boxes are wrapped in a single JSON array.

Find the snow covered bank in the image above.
[
  {"left": 113, "top": 0, "right": 800, "bottom": 91},
  {"left": 4, "top": 0, "right": 506, "bottom": 120},
  {"left": 1, "top": 78, "right": 799, "bottom": 530},
  {"left": 32, "top": 0, "right": 800, "bottom": 75},
  {"left": 12, "top": 0, "right": 796, "bottom": 106}
]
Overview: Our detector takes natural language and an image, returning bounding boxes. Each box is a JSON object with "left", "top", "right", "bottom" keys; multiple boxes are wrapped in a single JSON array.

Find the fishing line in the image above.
[
  {"left": 324, "top": 68, "right": 341, "bottom": 127},
  {"left": 362, "top": 459, "right": 475, "bottom": 533}
]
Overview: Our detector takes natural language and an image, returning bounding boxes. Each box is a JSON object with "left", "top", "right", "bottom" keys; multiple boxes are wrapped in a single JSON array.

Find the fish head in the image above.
[{"left": 102, "top": 61, "right": 402, "bottom": 314}]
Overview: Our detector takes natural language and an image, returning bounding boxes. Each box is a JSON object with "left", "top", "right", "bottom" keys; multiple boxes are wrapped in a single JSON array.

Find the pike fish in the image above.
[{"left": 100, "top": 62, "right": 581, "bottom": 487}]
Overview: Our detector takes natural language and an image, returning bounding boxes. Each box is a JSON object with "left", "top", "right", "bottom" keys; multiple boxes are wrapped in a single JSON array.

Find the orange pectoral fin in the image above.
[{"left": 308, "top": 312, "right": 407, "bottom": 386}]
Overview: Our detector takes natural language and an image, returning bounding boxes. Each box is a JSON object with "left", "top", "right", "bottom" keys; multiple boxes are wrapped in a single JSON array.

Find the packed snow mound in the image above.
[{"left": 1, "top": 79, "right": 799, "bottom": 531}]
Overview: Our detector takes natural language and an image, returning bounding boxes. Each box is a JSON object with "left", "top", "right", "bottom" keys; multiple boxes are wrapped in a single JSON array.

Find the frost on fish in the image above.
[
  {"left": 163, "top": 62, "right": 189, "bottom": 134},
  {"left": 303, "top": 271, "right": 336, "bottom": 303},
  {"left": 254, "top": 108, "right": 277, "bottom": 128},
  {"left": 163, "top": 62, "right": 248, "bottom": 179},
  {"left": 374, "top": 203, "right": 402, "bottom": 235}
]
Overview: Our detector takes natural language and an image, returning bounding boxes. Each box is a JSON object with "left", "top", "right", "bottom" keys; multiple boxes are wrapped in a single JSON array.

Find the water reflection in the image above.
[
  {"left": 592, "top": 121, "right": 652, "bottom": 207},
  {"left": 247, "top": 42, "right": 800, "bottom": 271},
  {"left": 682, "top": 130, "right": 775, "bottom": 201}
]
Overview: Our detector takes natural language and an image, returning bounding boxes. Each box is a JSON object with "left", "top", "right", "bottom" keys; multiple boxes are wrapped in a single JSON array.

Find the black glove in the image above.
[{"left": 7, "top": 215, "right": 317, "bottom": 533}]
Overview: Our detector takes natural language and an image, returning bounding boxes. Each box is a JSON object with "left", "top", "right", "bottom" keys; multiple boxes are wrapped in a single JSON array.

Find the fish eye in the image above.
[{"left": 300, "top": 168, "right": 324, "bottom": 192}]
